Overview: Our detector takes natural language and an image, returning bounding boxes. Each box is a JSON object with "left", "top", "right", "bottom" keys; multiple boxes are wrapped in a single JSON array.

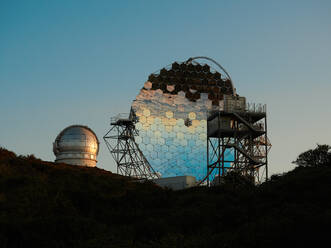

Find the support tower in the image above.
[
  {"left": 206, "top": 95, "right": 271, "bottom": 184},
  {"left": 104, "top": 112, "right": 159, "bottom": 179}
]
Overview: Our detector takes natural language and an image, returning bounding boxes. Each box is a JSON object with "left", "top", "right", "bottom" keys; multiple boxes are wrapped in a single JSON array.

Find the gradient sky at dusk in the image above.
[{"left": 1, "top": 0, "right": 331, "bottom": 175}]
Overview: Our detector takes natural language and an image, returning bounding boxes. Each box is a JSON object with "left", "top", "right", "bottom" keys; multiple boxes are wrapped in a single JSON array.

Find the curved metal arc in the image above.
[{"left": 186, "top": 56, "right": 235, "bottom": 95}]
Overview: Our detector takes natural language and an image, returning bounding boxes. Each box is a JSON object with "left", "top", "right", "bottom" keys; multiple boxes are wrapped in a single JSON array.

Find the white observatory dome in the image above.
[{"left": 53, "top": 125, "right": 99, "bottom": 167}]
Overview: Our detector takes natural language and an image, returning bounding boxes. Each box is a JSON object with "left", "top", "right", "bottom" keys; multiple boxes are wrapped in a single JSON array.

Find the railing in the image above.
[
  {"left": 239, "top": 122, "right": 265, "bottom": 131},
  {"left": 110, "top": 113, "right": 130, "bottom": 123},
  {"left": 246, "top": 103, "right": 266, "bottom": 113},
  {"left": 223, "top": 97, "right": 266, "bottom": 114}
]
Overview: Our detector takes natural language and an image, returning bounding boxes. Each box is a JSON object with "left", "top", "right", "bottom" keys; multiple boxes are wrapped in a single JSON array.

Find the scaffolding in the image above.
[
  {"left": 103, "top": 111, "right": 159, "bottom": 179},
  {"left": 205, "top": 95, "right": 271, "bottom": 185}
]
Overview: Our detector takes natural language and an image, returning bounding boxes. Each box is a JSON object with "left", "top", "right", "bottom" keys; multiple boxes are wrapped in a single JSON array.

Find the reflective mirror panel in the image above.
[{"left": 131, "top": 61, "right": 233, "bottom": 180}]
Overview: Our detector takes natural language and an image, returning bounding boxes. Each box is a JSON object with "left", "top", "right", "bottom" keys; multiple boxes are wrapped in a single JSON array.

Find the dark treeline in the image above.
[{"left": 0, "top": 145, "right": 330, "bottom": 248}]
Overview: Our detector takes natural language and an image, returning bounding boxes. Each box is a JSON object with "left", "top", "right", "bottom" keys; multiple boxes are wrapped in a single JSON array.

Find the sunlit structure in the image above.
[
  {"left": 53, "top": 125, "right": 99, "bottom": 167},
  {"left": 105, "top": 56, "right": 270, "bottom": 183},
  {"left": 131, "top": 57, "right": 235, "bottom": 180}
]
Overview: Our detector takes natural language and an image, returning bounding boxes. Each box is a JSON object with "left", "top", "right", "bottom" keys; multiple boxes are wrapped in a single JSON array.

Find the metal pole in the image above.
[
  {"left": 207, "top": 137, "right": 210, "bottom": 186},
  {"left": 265, "top": 109, "right": 268, "bottom": 181}
]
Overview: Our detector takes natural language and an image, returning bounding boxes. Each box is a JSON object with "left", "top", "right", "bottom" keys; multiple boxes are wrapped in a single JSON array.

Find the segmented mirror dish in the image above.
[{"left": 131, "top": 61, "right": 233, "bottom": 180}]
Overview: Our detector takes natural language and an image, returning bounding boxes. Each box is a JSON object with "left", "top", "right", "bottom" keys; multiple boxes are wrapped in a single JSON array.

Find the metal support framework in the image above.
[
  {"left": 103, "top": 113, "right": 159, "bottom": 179},
  {"left": 205, "top": 101, "right": 271, "bottom": 185}
]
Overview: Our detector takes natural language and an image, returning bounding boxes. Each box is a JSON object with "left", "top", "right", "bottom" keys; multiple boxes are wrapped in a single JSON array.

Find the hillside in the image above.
[{"left": 0, "top": 147, "right": 330, "bottom": 248}]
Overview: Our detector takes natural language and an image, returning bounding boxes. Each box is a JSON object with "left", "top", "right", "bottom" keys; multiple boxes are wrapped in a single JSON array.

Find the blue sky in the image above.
[{"left": 1, "top": 0, "right": 331, "bottom": 175}]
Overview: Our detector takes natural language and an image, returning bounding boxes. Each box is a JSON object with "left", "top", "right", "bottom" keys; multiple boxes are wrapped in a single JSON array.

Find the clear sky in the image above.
[{"left": 1, "top": 0, "right": 331, "bottom": 175}]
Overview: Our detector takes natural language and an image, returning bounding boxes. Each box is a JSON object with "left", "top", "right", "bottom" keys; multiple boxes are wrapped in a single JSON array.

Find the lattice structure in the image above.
[
  {"left": 103, "top": 112, "right": 159, "bottom": 179},
  {"left": 104, "top": 57, "right": 271, "bottom": 184},
  {"left": 205, "top": 96, "right": 271, "bottom": 184}
]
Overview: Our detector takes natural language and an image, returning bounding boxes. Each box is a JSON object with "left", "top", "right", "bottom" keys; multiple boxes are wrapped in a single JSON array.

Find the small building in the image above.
[{"left": 153, "top": 176, "right": 197, "bottom": 190}]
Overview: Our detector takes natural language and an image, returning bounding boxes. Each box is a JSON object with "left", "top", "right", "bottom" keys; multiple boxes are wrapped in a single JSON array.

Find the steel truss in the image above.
[
  {"left": 205, "top": 107, "right": 271, "bottom": 185},
  {"left": 103, "top": 112, "right": 159, "bottom": 179}
]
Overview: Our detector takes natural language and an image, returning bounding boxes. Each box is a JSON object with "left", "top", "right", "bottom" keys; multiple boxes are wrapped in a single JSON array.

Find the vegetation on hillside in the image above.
[
  {"left": 292, "top": 144, "right": 331, "bottom": 167},
  {"left": 0, "top": 145, "right": 330, "bottom": 248}
]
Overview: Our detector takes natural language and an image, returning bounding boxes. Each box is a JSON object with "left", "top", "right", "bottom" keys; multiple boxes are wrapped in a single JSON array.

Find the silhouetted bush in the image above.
[{"left": 293, "top": 144, "right": 331, "bottom": 167}]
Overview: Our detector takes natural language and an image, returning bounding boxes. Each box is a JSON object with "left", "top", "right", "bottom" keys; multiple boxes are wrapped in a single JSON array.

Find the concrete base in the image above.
[{"left": 153, "top": 176, "right": 197, "bottom": 190}]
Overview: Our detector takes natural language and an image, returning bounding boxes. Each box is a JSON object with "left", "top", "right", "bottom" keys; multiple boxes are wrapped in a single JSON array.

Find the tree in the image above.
[{"left": 293, "top": 144, "right": 331, "bottom": 167}]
